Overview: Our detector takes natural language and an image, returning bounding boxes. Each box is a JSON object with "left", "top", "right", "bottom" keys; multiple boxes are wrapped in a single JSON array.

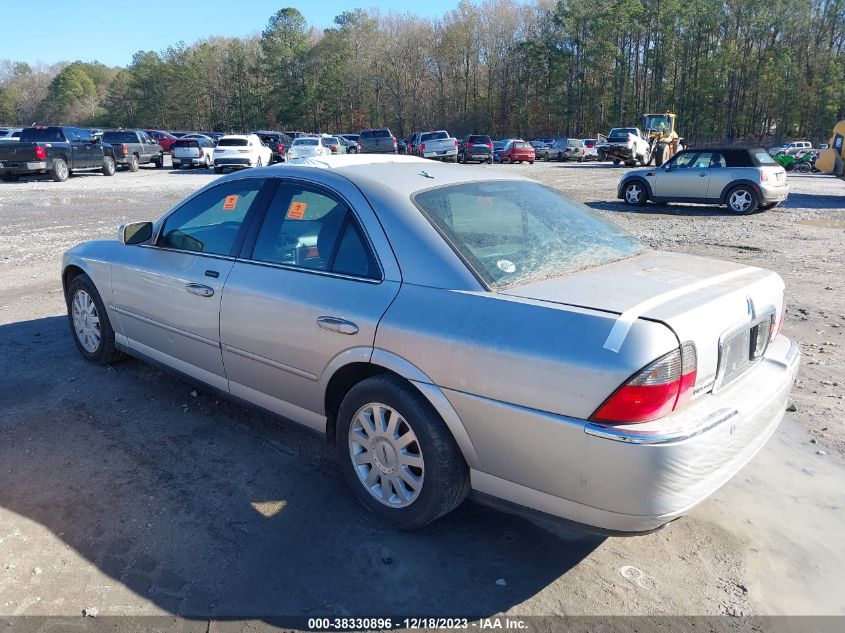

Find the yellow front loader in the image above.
[
  {"left": 642, "top": 112, "right": 685, "bottom": 166},
  {"left": 814, "top": 120, "right": 845, "bottom": 180}
]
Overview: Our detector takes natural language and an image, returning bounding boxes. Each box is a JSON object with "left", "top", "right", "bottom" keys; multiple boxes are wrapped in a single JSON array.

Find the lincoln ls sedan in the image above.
[{"left": 63, "top": 155, "right": 800, "bottom": 532}]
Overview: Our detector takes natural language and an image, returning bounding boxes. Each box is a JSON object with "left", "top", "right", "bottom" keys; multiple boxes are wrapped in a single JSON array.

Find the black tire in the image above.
[
  {"left": 101, "top": 156, "right": 115, "bottom": 177},
  {"left": 622, "top": 180, "right": 647, "bottom": 206},
  {"left": 613, "top": 159, "right": 621, "bottom": 166},
  {"left": 654, "top": 144, "right": 667, "bottom": 167},
  {"left": 66, "top": 273, "right": 126, "bottom": 365},
  {"left": 153, "top": 153, "right": 164, "bottom": 168},
  {"left": 557, "top": 152, "right": 564, "bottom": 161},
  {"left": 51, "top": 158, "right": 69, "bottom": 182},
  {"left": 1, "top": 173, "right": 19, "bottom": 182},
  {"left": 529, "top": 160, "right": 534, "bottom": 164},
  {"left": 128, "top": 154, "right": 139, "bottom": 172},
  {"left": 336, "top": 374, "right": 470, "bottom": 529},
  {"left": 726, "top": 185, "right": 759, "bottom": 214}
]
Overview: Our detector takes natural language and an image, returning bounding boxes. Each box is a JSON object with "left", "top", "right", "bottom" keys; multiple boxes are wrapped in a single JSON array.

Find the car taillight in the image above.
[
  {"left": 420, "top": 143, "right": 426, "bottom": 152},
  {"left": 467, "top": 142, "right": 474, "bottom": 147},
  {"left": 278, "top": 144, "right": 284, "bottom": 153},
  {"left": 392, "top": 137, "right": 397, "bottom": 146},
  {"left": 120, "top": 143, "right": 128, "bottom": 155},
  {"left": 487, "top": 142, "right": 493, "bottom": 148},
  {"left": 453, "top": 139, "right": 458, "bottom": 148},
  {"left": 591, "top": 343, "right": 697, "bottom": 424},
  {"left": 760, "top": 168, "right": 769, "bottom": 183},
  {"left": 33, "top": 145, "right": 46, "bottom": 160}
]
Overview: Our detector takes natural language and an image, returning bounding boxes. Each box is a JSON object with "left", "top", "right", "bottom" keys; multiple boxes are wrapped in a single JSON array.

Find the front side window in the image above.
[
  {"left": 251, "top": 183, "right": 379, "bottom": 279},
  {"left": 160, "top": 180, "right": 264, "bottom": 256},
  {"left": 413, "top": 181, "right": 643, "bottom": 289}
]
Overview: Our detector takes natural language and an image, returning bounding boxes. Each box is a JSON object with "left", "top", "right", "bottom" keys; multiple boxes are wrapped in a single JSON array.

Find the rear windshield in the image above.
[
  {"left": 514, "top": 142, "right": 532, "bottom": 149},
  {"left": 608, "top": 128, "right": 637, "bottom": 139},
  {"left": 321, "top": 137, "right": 340, "bottom": 145},
  {"left": 103, "top": 131, "right": 138, "bottom": 143},
  {"left": 468, "top": 135, "right": 491, "bottom": 143},
  {"left": 413, "top": 181, "right": 643, "bottom": 289},
  {"left": 173, "top": 139, "right": 199, "bottom": 148},
  {"left": 583, "top": 139, "right": 596, "bottom": 147},
  {"left": 421, "top": 131, "right": 449, "bottom": 142},
  {"left": 20, "top": 127, "right": 66, "bottom": 142},
  {"left": 218, "top": 138, "right": 248, "bottom": 147},
  {"left": 293, "top": 138, "right": 318, "bottom": 146},
  {"left": 361, "top": 129, "right": 391, "bottom": 139}
]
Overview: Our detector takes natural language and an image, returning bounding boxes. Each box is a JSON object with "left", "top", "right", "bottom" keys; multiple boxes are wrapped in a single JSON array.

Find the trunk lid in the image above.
[{"left": 501, "top": 250, "right": 784, "bottom": 398}]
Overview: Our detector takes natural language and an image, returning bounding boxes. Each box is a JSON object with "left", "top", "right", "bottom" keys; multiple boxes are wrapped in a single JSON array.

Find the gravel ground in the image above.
[{"left": 0, "top": 157, "right": 843, "bottom": 621}]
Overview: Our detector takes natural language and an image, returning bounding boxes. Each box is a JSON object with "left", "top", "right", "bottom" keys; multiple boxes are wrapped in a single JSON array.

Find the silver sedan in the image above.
[{"left": 62, "top": 155, "right": 800, "bottom": 532}]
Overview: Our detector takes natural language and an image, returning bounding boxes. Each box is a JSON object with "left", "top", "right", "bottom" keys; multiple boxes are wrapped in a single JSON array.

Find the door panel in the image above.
[
  {"left": 653, "top": 151, "right": 713, "bottom": 199},
  {"left": 219, "top": 179, "right": 400, "bottom": 425},
  {"left": 110, "top": 178, "right": 269, "bottom": 387},
  {"left": 220, "top": 265, "right": 400, "bottom": 420}
]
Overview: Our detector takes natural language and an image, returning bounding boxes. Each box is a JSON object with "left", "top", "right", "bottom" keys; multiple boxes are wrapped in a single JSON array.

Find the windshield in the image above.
[
  {"left": 643, "top": 115, "right": 671, "bottom": 133},
  {"left": 413, "top": 181, "right": 644, "bottom": 289},
  {"left": 293, "top": 138, "right": 318, "bottom": 146},
  {"left": 218, "top": 138, "right": 248, "bottom": 147}
]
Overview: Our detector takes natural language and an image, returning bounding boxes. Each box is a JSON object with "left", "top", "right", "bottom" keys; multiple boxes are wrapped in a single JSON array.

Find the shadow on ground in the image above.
[{"left": 0, "top": 316, "right": 601, "bottom": 620}]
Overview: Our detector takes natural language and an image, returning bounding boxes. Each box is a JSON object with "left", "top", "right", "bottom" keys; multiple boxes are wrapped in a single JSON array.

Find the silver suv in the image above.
[{"left": 618, "top": 147, "right": 789, "bottom": 214}]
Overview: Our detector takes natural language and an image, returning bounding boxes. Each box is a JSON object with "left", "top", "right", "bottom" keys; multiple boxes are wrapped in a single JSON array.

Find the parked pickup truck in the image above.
[
  {"left": 409, "top": 130, "right": 458, "bottom": 162},
  {"left": 596, "top": 127, "right": 651, "bottom": 166},
  {"left": 102, "top": 129, "right": 164, "bottom": 171},
  {"left": 0, "top": 126, "right": 117, "bottom": 182}
]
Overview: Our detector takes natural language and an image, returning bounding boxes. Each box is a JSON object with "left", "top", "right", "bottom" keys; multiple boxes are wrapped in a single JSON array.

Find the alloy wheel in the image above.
[
  {"left": 729, "top": 189, "right": 752, "bottom": 212},
  {"left": 71, "top": 289, "right": 101, "bottom": 353},
  {"left": 625, "top": 183, "right": 643, "bottom": 204},
  {"left": 348, "top": 402, "right": 424, "bottom": 508}
]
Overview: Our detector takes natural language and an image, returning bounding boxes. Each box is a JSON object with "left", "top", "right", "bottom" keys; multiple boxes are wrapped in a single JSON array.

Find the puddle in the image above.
[{"left": 696, "top": 418, "right": 845, "bottom": 614}]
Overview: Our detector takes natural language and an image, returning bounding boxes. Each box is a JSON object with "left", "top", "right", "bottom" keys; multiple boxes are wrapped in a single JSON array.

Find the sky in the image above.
[{"left": 1, "top": 0, "right": 462, "bottom": 67}]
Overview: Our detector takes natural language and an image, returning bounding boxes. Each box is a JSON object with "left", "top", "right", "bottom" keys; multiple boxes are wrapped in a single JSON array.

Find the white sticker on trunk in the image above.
[{"left": 497, "top": 260, "right": 516, "bottom": 273}]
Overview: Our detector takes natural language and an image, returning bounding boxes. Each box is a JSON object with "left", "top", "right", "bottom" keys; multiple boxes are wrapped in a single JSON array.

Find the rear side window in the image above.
[
  {"left": 218, "top": 138, "right": 248, "bottom": 147},
  {"left": 251, "top": 183, "right": 379, "bottom": 279},
  {"left": 752, "top": 151, "right": 777, "bottom": 165},
  {"left": 160, "top": 180, "right": 264, "bottom": 256},
  {"left": 413, "top": 181, "right": 643, "bottom": 289}
]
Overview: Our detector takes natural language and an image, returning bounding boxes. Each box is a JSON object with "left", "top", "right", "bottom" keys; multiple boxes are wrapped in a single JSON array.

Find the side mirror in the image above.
[{"left": 119, "top": 221, "right": 153, "bottom": 245}]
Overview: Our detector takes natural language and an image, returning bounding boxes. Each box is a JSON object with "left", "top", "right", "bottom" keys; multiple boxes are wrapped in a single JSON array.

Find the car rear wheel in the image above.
[
  {"left": 727, "top": 186, "right": 759, "bottom": 214},
  {"left": 613, "top": 159, "right": 621, "bottom": 166},
  {"left": 623, "top": 181, "right": 646, "bottom": 206},
  {"left": 2, "top": 173, "right": 20, "bottom": 182},
  {"left": 337, "top": 374, "right": 470, "bottom": 529},
  {"left": 51, "top": 158, "right": 69, "bottom": 182},
  {"left": 101, "top": 156, "right": 115, "bottom": 177},
  {"left": 153, "top": 153, "right": 164, "bottom": 168},
  {"left": 67, "top": 274, "right": 126, "bottom": 365},
  {"left": 128, "top": 155, "right": 139, "bottom": 172}
]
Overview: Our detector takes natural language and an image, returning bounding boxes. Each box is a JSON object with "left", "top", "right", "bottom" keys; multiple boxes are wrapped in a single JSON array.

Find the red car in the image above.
[
  {"left": 143, "top": 130, "right": 179, "bottom": 152},
  {"left": 501, "top": 140, "right": 535, "bottom": 164}
]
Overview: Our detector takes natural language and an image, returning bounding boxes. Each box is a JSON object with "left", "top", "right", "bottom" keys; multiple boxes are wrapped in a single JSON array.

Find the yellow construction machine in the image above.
[
  {"left": 642, "top": 112, "right": 685, "bottom": 166},
  {"left": 814, "top": 120, "right": 845, "bottom": 180}
]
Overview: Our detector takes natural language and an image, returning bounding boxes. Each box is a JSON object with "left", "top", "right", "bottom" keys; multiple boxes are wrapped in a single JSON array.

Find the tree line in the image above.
[{"left": 1, "top": 0, "right": 843, "bottom": 144}]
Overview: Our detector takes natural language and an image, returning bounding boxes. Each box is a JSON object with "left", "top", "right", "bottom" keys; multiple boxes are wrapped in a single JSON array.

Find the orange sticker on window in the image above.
[
  {"left": 287, "top": 201, "right": 307, "bottom": 219},
  {"left": 223, "top": 195, "right": 239, "bottom": 210}
]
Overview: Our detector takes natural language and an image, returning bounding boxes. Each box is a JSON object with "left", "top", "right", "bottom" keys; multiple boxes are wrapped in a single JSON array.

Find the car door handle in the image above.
[
  {"left": 186, "top": 283, "right": 214, "bottom": 297},
  {"left": 699, "top": 172, "right": 708, "bottom": 177},
  {"left": 316, "top": 316, "right": 359, "bottom": 335}
]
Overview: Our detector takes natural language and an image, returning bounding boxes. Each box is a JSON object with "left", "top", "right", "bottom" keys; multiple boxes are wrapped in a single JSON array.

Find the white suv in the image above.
[{"left": 769, "top": 141, "right": 812, "bottom": 156}]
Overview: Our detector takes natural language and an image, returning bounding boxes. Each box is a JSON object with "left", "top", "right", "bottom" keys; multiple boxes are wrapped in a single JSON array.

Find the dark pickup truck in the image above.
[
  {"left": 0, "top": 126, "right": 117, "bottom": 182},
  {"left": 101, "top": 130, "right": 164, "bottom": 171}
]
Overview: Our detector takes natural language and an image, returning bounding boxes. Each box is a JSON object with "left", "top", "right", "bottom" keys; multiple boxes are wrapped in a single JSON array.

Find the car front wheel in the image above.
[
  {"left": 623, "top": 181, "right": 646, "bottom": 205},
  {"left": 337, "top": 374, "right": 470, "bottom": 529},
  {"left": 67, "top": 274, "right": 126, "bottom": 365},
  {"left": 727, "top": 185, "right": 758, "bottom": 214}
]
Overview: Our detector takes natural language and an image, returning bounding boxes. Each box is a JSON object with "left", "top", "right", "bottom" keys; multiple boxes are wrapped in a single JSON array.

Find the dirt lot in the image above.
[{"left": 1, "top": 158, "right": 844, "bottom": 621}]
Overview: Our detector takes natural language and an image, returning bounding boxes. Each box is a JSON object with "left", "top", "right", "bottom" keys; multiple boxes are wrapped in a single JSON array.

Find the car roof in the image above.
[{"left": 219, "top": 134, "right": 252, "bottom": 140}]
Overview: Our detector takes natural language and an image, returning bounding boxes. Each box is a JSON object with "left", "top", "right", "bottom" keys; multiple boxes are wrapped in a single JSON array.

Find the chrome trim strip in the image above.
[
  {"left": 222, "top": 344, "right": 318, "bottom": 381},
  {"left": 234, "top": 258, "right": 383, "bottom": 284},
  {"left": 584, "top": 407, "right": 739, "bottom": 444},
  {"left": 109, "top": 305, "right": 219, "bottom": 348}
]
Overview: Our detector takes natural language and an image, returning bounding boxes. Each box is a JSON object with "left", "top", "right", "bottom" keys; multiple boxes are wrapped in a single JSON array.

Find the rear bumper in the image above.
[
  {"left": 422, "top": 149, "right": 458, "bottom": 159},
  {"left": 214, "top": 158, "right": 251, "bottom": 168},
  {"left": 172, "top": 156, "right": 206, "bottom": 166},
  {"left": 760, "top": 183, "right": 790, "bottom": 203},
  {"left": 459, "top": 335, "right": 800, "bottom": 532},
  {"left": 360, "top": 148, "right": 397, "bottom": 154},
  {"left": 0, "top": 161, "right": 47, "bottom": 173}
]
